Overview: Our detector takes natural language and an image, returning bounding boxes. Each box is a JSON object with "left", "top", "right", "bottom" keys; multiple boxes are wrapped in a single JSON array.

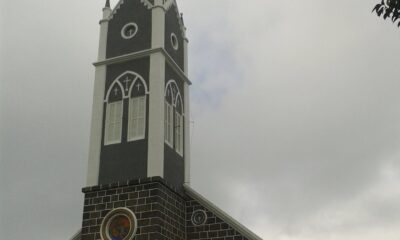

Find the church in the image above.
[{"left": 72, "top": 1, "right": 262, "bottom": 239}]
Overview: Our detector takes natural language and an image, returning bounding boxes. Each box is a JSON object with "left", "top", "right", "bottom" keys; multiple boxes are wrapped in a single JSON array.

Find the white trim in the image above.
[
  {"left": 128, "top": 75, "right": 149, "bottom": 96},
  {"left": 165, "top": 80, "right": 183, "bottom": 107},
  {"left": 93, "top": 48, "right": 191, "bottom": 85},
  {"left": 105, "top": 80, "right": 125, "bottom": 101},
  {"left": 174, "top": 92, "right": 183, "bottom": 111},
  {"left": 170, "top": 33, "right": 179, "bottom": 50},
  {"left": 121, "top": 22, "right": 138, "bottom": 39},
  {"left": 164, "top": 101, "right": 174, "bottom": 148},
  {"left": 183, "top": 82, "right": 191, "bottom": 185},
  {"left": 191, "top": 210, "right": 208, "bottom": 226},
  {"left": 183, "top": 184, "right": 263, "bottom": 240}
]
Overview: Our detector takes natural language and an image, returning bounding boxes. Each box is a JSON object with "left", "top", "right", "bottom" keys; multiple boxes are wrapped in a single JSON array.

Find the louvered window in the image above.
[
  {"left": 175, "top": 112, "right": 183, "bottom": 155},
  {"left": 164, "top": 101, "right": 174, "bottom": 146},
  {"left": 128, "top": 96, "right": 146, "bottom": 141},
  {"left": 104, "top": 101, "right": 123, "bottom": 145}
]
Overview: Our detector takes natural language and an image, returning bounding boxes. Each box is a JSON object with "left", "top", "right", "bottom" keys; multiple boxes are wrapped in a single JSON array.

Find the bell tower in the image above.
[
  {"left": 87, "top": 0, "right": 191, "bottom": 190},
  {"left": 76, "top": 1, "right": 263, "bottom": 240}
]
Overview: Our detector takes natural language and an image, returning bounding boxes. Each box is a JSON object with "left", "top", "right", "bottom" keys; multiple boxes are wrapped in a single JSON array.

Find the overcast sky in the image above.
[{"left": 1, "top": 0, "right": 400, "bottom": 239}]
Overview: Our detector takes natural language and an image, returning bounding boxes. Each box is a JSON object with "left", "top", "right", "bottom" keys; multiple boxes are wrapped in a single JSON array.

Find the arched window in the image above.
[
  {"left": 104, "top": 71, "right": 148, "bottom": 145},
  {"left": 175, "top": 95, "right": 183, "bottom": 156},
  {"left": 164, "top": 85, "right": 174, "bottom": 147},
  {"left": 128, "top": 77, "right": 147, "bottom": 141},
  {"left": 165, "top": 80, "right": 184, "bottom": 155},
  {"left": 104, "top": 82, "right": 124, "bottom": 145}
]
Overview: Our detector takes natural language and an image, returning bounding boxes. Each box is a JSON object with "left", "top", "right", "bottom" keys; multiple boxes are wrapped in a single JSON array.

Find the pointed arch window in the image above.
[
  {"left": 105, "top": 83, "right": 124, "bottom": 145},
  {"left": 165, "top": 80, "right": 184, "bottom": 156},
  {"left": 128, "top": 78, "right": 147, "bottom": 141},
  {"left": 175, "top": 96, "right": 183, "bottom": 156},
  {"left": 165, "top": 85, "right": 174, "bottom": 147}
]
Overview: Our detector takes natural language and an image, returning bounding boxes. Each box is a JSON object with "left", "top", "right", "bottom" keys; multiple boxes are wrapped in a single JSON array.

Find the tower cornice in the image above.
[{"left": 93, "top": 48, "right": 192, "bottom": 85}]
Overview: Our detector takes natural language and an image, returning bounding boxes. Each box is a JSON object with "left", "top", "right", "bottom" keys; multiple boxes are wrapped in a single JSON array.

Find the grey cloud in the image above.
[{"left": 1, "top": 0, "right": 400, "bottom": 239}]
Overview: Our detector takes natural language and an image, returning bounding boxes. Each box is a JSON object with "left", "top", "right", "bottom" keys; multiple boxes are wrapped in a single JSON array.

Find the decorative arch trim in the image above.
[
  {"left": 105, "top": 80, "right": 124, "bottom": 102},
  {"left": 165, "top": 79, "right": 183, "bottom": 110},
  {"left": 105, "top": 71, "right": 149, "bottom": 102}
]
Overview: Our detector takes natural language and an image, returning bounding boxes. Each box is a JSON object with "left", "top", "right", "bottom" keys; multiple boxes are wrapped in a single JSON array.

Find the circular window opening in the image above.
[
  {"left": 101, "top": 208, "right": 138, "bottom": 240},
  {"left": 121, "top": 23, "right": 138, "bottom": 39},
  {"left": 191, "top": 210, "right": 207, "bottom": 226},
  {"left": 170, "top": 33, "right": 179, "bottom": 50}
]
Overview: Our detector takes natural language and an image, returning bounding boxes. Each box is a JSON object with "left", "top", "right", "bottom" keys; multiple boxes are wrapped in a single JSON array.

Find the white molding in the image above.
[
  {"left": 121, "top": 22, "right": 139, "bottom": 39},
  {"left": 165, "top": 79, "right": 183, "bottom": 107},
  {"left": 174, "top": 92, "right": 183, "bottom": 110},
  {"left": 170, "top": 32, "right": 179, "bottom": 50},
  {"left": 93, "top": 48, "right": 191, "bottom": 85},
  {"left": 128, "top": 75, "right": 149, "bottom": 96},
  {"left": 183, "top": 82, "right": 190, "bottom": 185},
  {"left": 183, "top": 184, "right": 263, "bottom": 240},
  {"left": 105, "top": 79, "right": 125, "bottom": 101}
]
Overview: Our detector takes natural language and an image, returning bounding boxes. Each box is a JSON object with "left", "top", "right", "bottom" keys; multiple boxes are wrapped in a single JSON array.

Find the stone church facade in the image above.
[{"left": 72, "top": 1, "right": 262, "bottom": 240}]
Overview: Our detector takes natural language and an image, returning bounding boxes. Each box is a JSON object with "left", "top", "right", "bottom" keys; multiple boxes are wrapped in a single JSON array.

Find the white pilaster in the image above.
[
  {"left": 151, "top": 0, "right": 166, "bottom": 49},
  {"left": 86, "top": 7, "right": 111, "bottom": 186},
  {"left": 147, "top": 51, "right": 166, "bottom": 178}
]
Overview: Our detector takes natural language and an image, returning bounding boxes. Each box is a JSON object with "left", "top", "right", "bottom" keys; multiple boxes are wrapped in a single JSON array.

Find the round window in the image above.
[
  {"left": 170, "top": 33, "right": 179, "bottom": 50},
  {"left": 121, "top": 23, "right": 138, "bottom": 39},
  {"left": 101, "top": 208, "right": 137, "bottom": 240},
  {"left": 191, "top": 210, "right": 207, "bottom": 226}
]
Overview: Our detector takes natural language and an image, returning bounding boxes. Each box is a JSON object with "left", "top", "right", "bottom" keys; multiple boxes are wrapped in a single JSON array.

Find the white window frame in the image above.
[
  {"left": 127, "top": 96, "right": 146, "bottom": 141},
  {"left": 164, "top": 101, "right": 174, "bottom": 147},
  {"left": 104, "top": 100, "right": 123, "bottom": 145},
  {"left": 175, "top": 112, "right": 183, "bottom": 156}
]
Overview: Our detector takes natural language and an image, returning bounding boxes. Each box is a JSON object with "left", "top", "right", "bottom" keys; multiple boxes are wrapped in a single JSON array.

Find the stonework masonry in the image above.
[{"left": 80, "top": 177, "right": 250, "bottom": 240}]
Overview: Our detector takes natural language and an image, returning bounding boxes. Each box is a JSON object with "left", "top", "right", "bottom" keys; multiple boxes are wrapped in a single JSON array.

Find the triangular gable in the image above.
[{"left": 184, "top": 184, "right": 263, "bottom": 240}]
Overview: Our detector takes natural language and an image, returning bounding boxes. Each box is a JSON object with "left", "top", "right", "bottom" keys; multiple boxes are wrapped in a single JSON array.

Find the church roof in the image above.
[
  {"left": 70, "top": 230, "right": 81, "bottom": 240},
  {"left": 184, "top": 184, "right": 263, "bottom": 240}
]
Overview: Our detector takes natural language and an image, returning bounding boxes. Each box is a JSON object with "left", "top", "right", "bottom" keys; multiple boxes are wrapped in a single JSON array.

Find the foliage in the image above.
[{"left": 373, "top": 0, "right": 400, "bottom": 27}]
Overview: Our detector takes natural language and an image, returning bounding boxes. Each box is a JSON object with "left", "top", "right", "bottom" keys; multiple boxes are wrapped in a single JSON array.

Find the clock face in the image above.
[
  {"left": 121, "top": 23, "right": 138, "bottom": 39},
  {"left": 191, "top": 210, "right": 207, "bottom": 226}
]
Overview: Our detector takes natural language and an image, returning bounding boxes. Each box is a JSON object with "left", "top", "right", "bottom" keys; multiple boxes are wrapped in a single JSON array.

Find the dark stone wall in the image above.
[
  {"left": 80, "top": 177, "right": 250, "bottom": 240},
  {"left": 164, "top": 5, "right": 185, "bottom": 70},
  {"left": 81, "top": 177, "right": 185, "bottom": 240},
  {"left": 99, "top": 57, "right": 150, "bottom": 184},
  {"left": 106, "top": 0, "right": 152, "bottom": 58},
  {"left": 186, "top": 200, "right": 249, "bottom": 240}
]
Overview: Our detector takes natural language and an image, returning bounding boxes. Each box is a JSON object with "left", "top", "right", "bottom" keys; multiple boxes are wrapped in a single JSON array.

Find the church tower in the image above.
[
  {"left": 75, "top": 1, "right": 262, "bottom": 240},
  {"left": 87, "top": 0, "right": 191, "bottom": 190}
]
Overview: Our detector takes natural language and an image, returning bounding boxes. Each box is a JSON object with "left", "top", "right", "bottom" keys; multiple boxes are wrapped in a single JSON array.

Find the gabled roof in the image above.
[
  {"left": 70, "top": 230, "right": 81, "bottom": 240},
  {"left": 183, "top": 184, "right": 263, "bottom": 240}
]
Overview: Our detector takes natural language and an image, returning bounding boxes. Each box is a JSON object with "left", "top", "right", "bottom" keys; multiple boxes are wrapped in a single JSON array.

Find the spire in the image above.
[{"left": 105, "top": 0, "right": 110, "bottom": 8}]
